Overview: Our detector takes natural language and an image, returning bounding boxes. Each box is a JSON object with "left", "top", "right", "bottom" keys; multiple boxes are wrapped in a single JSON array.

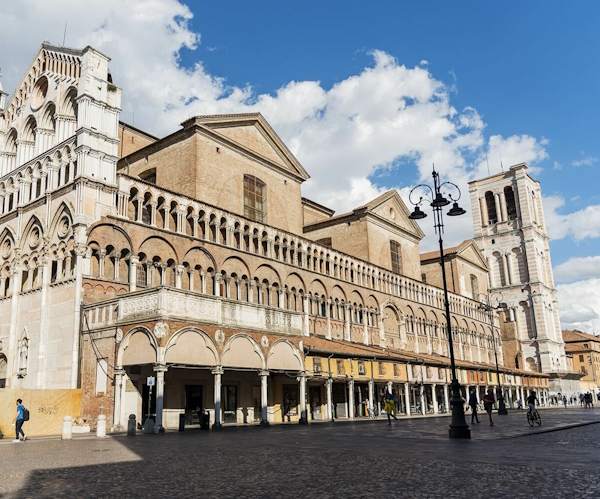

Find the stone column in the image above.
[
  {"left": 494, "top": 192, "right": 502, "bottom": 222},
  {"left": 113, "top": 252, "right": 121, "bottom": 281},
  {"left": 431, "top": 383, "right": 438, "bottom": 414},
  {"left": 487, "top": 256, "right": 495, "bottom": 288},
  {"left": 248, "top": 280, "right": 255, "bottom": 303},
  {"left": 348, "top": 377, "right": 355, "bottom": 420},
  {"left": 344, "top": 304, "right": 351, "bottom": 341},
  {"left": 404, "top": 382, "right": 411, "bottom": 417},
  {"left": 368, "top": 379, "right": 375, "bottom": 417},
  {"left": 154, "top": 364, "right": 167, "bottom": 432},
  {"left": 113, "top": 368, "right": 125, "bottom": 430},
  {"left": 212, "top": 367, "right": 223, "bottom": 429},
  {"left": 129, "top": 256, "right": 138, "bottom": 292},
  {"left": 420, "top": 384, "right": 426, "bottom": 415},
  {"left": 519, "top": 386, "right": 525, "bottom": 405},
  {"left": 325, "top": 299, "right": 332, "bottom": 340},
  {"left": 98, "top": 250, "right": 106, "bottom": 278},
  {"left": 499, "top": 190, "right": 508, "bottom": 222},
  {"left": 175, "top": 265, "right": 184, "bottom": 289},
  {"left": 444, "top": 384, "right": 450, "bottom": 414},
  {"left": 326, "top": 378, "right": 334, "bottom": 421},
  {"left": 362, "top": 307, "right": 369, "bottom": 345},
  {"left": 260, "top": 370, "right": 269, "bottom": 426},
  {"left": 214, "top": 273, "right": 222, "bottom": 297},
  {"left": 299, "top": 372, "right": 308, "bottom": 424},
  {"left": 302, "top": 294, "right": 310, "bottom": 336}
]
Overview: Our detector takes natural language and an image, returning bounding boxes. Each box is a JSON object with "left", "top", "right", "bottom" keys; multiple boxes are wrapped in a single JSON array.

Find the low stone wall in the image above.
[{"left": 0, "top": 389, "right": 82, "bottom": 438}]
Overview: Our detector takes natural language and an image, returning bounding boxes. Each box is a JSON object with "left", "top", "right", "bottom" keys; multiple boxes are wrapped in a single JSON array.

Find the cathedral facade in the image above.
[{"left": 0, "top": 44, "right": 549, "bottom": 435}]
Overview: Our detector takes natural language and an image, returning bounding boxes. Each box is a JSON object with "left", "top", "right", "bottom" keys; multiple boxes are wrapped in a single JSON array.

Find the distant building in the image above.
[
  {"left": 469, "top": 164, "right": 578, "bottom": 395},
  {"left": 563, "top": 330, "right": 600, "bottom": 394}
]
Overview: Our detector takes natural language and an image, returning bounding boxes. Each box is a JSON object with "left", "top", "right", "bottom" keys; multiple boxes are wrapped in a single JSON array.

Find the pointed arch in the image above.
[
  {"left": 117, "top": 326, "right": 158, "bottom": 367},
  {"left": 221, "top": 333, "right": 265, "bottom": 369},
  {"left": 267, "top": 339, "right": 303, "bottom": 371},
  {"left": 165, "top": 327, "right": 219, "bottom": 366}
]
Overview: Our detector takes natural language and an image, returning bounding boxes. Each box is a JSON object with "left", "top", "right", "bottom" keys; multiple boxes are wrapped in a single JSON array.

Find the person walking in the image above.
[
  {"left": 468, "top": 388, "right": 480, "bottom": 424},
  {"left": 11, "top": 398, "right": 27, "bottom": 443},
  {"left": 563, "top": 395, "right": 567, "bottom": 408},
  {"left": 483, "top": 388, "right": 495, "bottom": 427},
  {"left": 384, "top": 391, "right": 399, "bottom": 426}
]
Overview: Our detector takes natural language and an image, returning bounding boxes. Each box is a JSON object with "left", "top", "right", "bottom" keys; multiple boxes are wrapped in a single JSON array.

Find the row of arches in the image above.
[
  {"left": 0, "top": 204, "right": 75, "bottom": 297},
  {"left": 120, "top": 180, "right": 487, "bottom": 322},
  {"left": 1, "top": 81, "right": 78, "bottom": 177},
  {"left": 0, "top": 141, "right": 77, "bottom": 215}
]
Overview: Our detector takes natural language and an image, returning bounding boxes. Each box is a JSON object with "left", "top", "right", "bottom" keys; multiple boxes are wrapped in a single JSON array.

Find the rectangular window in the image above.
[
  {"left": 358, "top": 361, "right": 365, "bottom": 375},
  {"left": 579, "top": 355, "right": 585, "bottom": 362},
  {"left": 313, "top": 358, "right": 322, "bottom": 373},
  {"left": 390, "top": 241, "right": 402, "bottom": 274},
  {"left": 243, "top": 175, "right": 266, "bottom": 223},
  {"left": 95, "top": 359, "right": 108, "bottom": 395}
]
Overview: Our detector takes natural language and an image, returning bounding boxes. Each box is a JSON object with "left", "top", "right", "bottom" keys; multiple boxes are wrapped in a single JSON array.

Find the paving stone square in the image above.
[{"left": 1, "top": 407, "right": 599, "bottom": 499}]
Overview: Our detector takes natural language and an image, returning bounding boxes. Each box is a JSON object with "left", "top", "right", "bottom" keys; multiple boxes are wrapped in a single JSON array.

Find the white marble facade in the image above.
[{"left": 0, "top": 43, "right": 121, "bottom": 389}]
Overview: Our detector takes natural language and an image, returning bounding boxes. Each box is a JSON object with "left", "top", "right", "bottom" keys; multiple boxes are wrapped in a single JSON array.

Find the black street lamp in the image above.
[
  {"left": 477, "top": 291, "right": 508, "bottom": 415},
  {"left": 408, "top": 166, "right": 470, "bottom": 439}
]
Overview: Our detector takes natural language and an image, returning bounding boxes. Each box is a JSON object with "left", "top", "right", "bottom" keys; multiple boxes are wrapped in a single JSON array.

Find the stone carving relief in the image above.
[
  {"left": 215, "top": 330, "right": 225, "bottom": 344},
  {"left": 29, "top": 227, "right": 41, "bottom": 249},
  {"left": 57, "top": 216, "right": 71, "bottom": 239},
  {"left": 154, "top": 322, "right": 169, "bottom": 339},
  {"left": 426, "top": 367, "right": 433, "bottom": 380},
  {"left": 261, "top": 336, "right": 269, "bottom": 349},
  {"left": 115, "top": 329, "right": 123, "bottom": 342},
  {"left": 438, "top": 368, "right": 446, "bottom": 381}
]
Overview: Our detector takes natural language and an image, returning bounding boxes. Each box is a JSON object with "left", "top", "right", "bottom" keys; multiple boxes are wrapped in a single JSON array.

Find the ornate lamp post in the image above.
[
  {"left": 408, "top": 166, "right": 470, "bottom": 439},
  {"left": 477, "top": 291, "right": 508, "bottom": 415}
]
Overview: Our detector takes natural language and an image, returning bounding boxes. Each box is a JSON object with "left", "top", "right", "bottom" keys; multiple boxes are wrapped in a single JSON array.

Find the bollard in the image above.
[
  {"left": 144, "top": 418, "right": 155, "bottom": 434},
  {"left": 62, "top": 416, "right": 73, "bottom": 440},
  {"left": 96, "top": 415, "right": 106, "bottom": 438},
  {"left": 127, "top": 414, "right": 136, "bottom": 436},
  {"left": 179, "top": 413, "right": 186, "bottom": 432}
]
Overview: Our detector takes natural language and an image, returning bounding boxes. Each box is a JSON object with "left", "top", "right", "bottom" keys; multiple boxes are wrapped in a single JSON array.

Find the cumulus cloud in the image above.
[
  {"left": 554, "top": 256, "right": 600, "bottom": 283},
  {"left": 557, "top": 278, "right": 600, "bottom": 333},
  {"left": 544, "top": 196, "right": 600, "bottom": 242},
  {"left": 0, "top": 0, "right": 550, "bottom": 251}
]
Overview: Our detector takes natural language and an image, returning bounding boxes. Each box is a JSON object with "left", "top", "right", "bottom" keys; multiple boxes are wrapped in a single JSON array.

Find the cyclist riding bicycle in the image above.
[{"left": 527, "top": 391, "right": 538, "bottom": 415}]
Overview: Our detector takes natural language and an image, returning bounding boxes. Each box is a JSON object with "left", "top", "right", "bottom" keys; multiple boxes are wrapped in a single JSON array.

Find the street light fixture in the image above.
[
  {"left": 477, "top": 291, "right": 508, "bottom": 415},
  {"left": 408, "top": 165, "right": 470, "bottom": 439}
]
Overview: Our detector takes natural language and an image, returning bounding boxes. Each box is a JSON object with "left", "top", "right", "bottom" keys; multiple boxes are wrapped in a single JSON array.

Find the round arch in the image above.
[
  {"left": 222, "top": 333, "right": 265, "bottom": 369},
  {"left": 165, "top": 327, "right": 219, "bottom": 366}
]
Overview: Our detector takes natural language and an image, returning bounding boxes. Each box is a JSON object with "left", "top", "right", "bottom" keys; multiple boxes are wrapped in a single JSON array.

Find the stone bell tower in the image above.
[{"left": 468, "top": 163, "right": 572, "bottom": 392}]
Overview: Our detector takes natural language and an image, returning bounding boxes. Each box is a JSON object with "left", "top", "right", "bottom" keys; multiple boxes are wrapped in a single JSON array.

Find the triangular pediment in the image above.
[
  {"left": 183, "top": 113, "right": 310, "bottom": 182},
  {"left": 456, "top": 240, "right": 488, "bottom": 270},
  {"left": 362, "top": 190, "right": 425, "bottom": 240}
]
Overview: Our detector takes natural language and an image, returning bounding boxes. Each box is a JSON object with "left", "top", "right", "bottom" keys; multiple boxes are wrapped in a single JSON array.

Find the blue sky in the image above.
[{"left": 1, "top": 0, "right": 599, "bottom": 331}]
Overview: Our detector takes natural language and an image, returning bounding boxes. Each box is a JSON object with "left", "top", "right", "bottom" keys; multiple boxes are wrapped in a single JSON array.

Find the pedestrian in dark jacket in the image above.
[{"left": 468, "top": 388, "right": 480, "bottom": 424}]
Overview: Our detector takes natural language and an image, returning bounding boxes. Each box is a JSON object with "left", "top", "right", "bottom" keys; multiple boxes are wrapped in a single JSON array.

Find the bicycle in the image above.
[{"left": 527, "top": 408, "right": 541, "bottom": 427}]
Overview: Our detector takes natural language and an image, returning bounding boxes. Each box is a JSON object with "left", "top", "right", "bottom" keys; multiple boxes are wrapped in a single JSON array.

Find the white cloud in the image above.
[
  {"left": 0, "top": 0, "right": 549, "bottom": 251},
  {"left": 544, "top": 196, "right": 600, "bottom": 241},
  {"left": 554, "top": 256, "right": 600, "bottom": 283},
  {"left": 572, "top": 156, "right": 599, "bottom": 167},
  {"left": 557, "top": 278, "right": 600, "bottom": 333}
]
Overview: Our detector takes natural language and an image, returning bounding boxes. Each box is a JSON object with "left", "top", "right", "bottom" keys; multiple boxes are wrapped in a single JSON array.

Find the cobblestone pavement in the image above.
[{"left": 1, "top": 407, "right": 599, "bottom": 499}]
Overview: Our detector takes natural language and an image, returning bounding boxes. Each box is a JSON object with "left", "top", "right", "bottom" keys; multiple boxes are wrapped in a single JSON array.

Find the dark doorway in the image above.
[
  {"left": 309, "top": 386, "right": 322, "bottom": 420},
  {"left": 332, "top": 383, "right": 347, "bottom": 418},
  {"left": 185, "top": 385, "right": 203, "bottom": 425},
  {"left": 222, "top": 385, "right": 238, "bottom": 423}
]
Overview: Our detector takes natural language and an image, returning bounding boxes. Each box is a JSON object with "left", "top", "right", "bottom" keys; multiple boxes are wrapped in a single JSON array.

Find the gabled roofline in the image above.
[
  {"left": 303, "top": 189, "right": 425, "bottom": 240},
  {"left": 181, "top": 113, "right": 310, "bottom": 181},
  {"left": 301, "top": 197, "right": 335, "bottom": 217}
]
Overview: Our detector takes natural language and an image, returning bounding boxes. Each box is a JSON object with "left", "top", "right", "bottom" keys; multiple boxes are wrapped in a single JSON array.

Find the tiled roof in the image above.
[
  {"left": 303, "top": 336, "right": 546, "bottom": 377},
  {"left": 562, "top": 329, "right": 600, "bottom": 344}
]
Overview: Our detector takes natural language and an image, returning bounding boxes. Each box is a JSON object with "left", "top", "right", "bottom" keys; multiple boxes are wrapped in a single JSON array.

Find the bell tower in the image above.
[{"left": 469, "top": 163, "right": 569, "bottom": 390}]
